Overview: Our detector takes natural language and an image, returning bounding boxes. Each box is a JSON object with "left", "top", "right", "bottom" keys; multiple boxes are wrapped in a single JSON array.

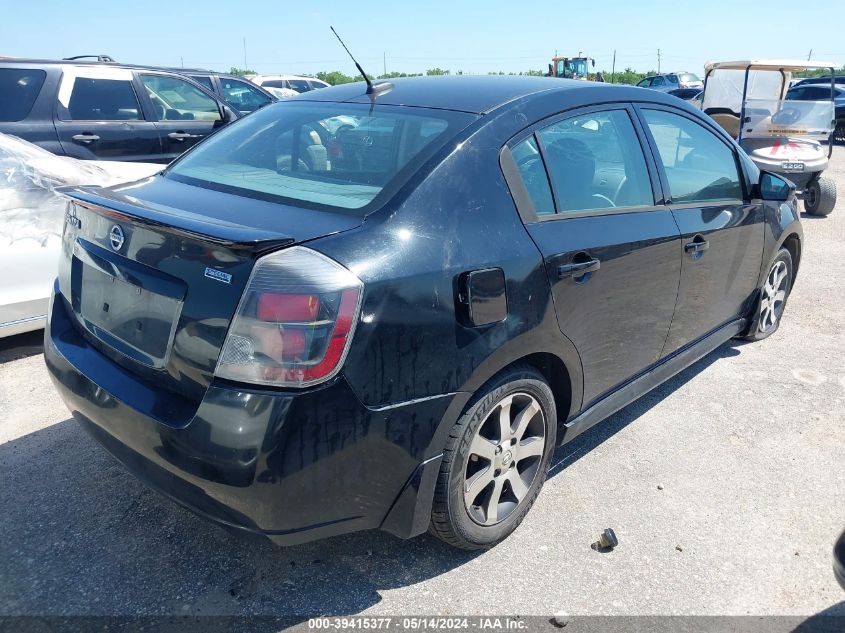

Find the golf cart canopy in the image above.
[
  {"left": 702, "top": 59, "right": 840, "bottom": 141},
  {"left": 704, "top": 59, "right": 838, "bottom": 73}
]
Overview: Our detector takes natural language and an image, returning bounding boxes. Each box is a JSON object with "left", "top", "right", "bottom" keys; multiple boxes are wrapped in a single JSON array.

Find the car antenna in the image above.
[{"left": 330, "top": 26, "right": 392, "bottom": 96}]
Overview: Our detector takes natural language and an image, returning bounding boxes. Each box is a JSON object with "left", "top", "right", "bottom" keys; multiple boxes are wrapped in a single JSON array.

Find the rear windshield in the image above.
[
  {"left": 679, "top": 73, "right": 700, "bottom": 83},
  {"left": 0, "top": 68, "right": 46, "bottom": 122},
  {"left": 166, "top": 101, "right": 475, "bottom": 213}
]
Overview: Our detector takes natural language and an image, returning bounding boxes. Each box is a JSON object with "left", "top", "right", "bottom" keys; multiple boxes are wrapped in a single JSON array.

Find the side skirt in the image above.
[{"left": 559, "top": 318, "right": 745, "bottom": 446}]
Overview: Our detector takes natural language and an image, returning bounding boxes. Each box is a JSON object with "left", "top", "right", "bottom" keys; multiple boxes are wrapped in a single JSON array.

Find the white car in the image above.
[
  {"left": 0, "top": 134, "right": 161, "bottom": 337},
  {"left": 247, "top": 74, "right": 330, "bottom": 99}
]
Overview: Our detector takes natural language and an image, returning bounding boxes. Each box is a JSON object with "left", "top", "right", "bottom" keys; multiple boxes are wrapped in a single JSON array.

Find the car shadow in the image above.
[
  {"left": 791, "top": 601, "right": 845, "bottom": 631},
  {"left": 549, "top": 343, "right": 740, "bottom": 477},
  {"left": 0, "top": 342, "right": 740, "bottom": 626},
  {"left": 0, "top": 329, "right": 44, "bottom": 364}
]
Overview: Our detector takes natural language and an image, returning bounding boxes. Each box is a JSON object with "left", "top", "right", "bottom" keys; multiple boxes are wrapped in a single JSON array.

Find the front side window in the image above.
[
  {"left": 219, "top": 77, "right": 272, "bottom": 112},
  {"left": 535, "top": 110, "right": 654, "bottom": 213},
  {"left": 59, "top": 75, "right": 141, "bottom": 121},
  {"left": 642, "top": 109, "right": 743, "bottom": 204},
  {"left": 0, "top": 68, "right": 46, "bottom": 122},
  {"left": 141, "top": 74, "right": 221, "bottom": 121},
  {"left": 287, "top": 79, "right": 311, "bottom": 93},
  {"left": 166, "top": 102, "right": 475, "bottom": 213},
  {"left": 637, "top": 78, "right": 651, "bottom": 88}
]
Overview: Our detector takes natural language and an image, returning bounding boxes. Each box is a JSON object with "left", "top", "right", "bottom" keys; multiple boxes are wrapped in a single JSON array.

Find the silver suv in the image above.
[{"left": 637, "top": 72, "right": 703, "bottom": 92}]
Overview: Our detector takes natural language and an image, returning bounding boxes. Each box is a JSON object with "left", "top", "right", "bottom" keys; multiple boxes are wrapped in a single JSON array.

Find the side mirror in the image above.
[
  {"left": 759, "top": 172, "right": 794, "bottom": 201},
  {"left": 591, "top": 59, "right": 596, "bottom": 68},
  {"left": 221, "top": 104, "right": 237, "bottom": 123}
]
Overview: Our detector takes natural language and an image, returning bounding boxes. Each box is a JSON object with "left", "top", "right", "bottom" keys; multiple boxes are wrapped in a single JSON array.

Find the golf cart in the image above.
[{"left": 701, "top": 59, "right": 839, "bottom": 216}]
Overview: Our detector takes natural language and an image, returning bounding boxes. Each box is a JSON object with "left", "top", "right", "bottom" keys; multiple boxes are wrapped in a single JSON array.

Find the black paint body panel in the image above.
[{"left": 44, "top": 77, "right": 803, "bottom": 545}]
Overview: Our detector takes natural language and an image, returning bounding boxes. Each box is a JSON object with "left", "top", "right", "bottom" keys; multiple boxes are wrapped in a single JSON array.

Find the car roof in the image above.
[
  {"left": 289, "top": 75, "right": 666, "bottom": 115},
  {"left": 0, "top": 58, "right": 211, "bottom": 74},
  {"left": 253, "top": 74, "right": 324, "bottom": 81}
]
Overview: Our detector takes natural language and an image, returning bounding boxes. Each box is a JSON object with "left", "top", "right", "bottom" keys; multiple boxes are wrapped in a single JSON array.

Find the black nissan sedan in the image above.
[{"left": 45, "top": 76, "right": 802, "bottom": 550}]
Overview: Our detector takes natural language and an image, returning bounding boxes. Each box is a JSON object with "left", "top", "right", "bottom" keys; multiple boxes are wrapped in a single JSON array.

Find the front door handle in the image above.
[
  {"left": 558, "top": 258, "right": 601, "bottom": 278},
  {"left": 684, "top": 238, "right": 710, "bottom": 254},
  {"left": 71, "top": 133, "right": 100, "bottom": 144},
  {"left": 167, "top": 132, "right": 202, "bottom": 141}
]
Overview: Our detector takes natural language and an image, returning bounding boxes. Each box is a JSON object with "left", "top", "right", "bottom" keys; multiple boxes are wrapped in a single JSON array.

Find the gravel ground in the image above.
[{"left": 1, "top": 152, "right": 843, "bottom": 625}]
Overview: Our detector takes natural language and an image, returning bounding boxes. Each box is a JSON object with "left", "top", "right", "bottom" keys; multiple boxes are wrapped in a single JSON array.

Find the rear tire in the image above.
[
  {"left": 429, "top": 365, "right": 556, "bottom": 550},
  {"left": 804, "top": 176, "right": 836, "bottom": 216},
  {"left": 743, "top": 248, "right": 794, "bottom": 341}
]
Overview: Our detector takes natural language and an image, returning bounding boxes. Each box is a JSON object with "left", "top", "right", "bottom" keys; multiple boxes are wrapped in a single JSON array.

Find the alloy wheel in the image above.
[
  {"left": 463, "top": 392, "right": 546, "bottom": 526},
  {"left": 759, "top": 260, "right": 789, "bottom": 333}
]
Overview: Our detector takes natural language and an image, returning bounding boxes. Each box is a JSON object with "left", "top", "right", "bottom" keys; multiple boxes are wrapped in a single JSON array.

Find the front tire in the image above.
[
  {"left": 429, "top": 366, "right": 557, "bottom": 550},
  {"left": 804, "top": 176, "right": 836, "bottom": 216},
  {"left": 744, "top": 248, "right": 794, "bottom": 341}
]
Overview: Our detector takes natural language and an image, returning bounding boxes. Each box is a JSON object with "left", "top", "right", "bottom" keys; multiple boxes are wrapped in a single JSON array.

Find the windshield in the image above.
[
  {"left": 743, "top": 98, "right": 835, "bottom": 139},
  {"left": 166, "top": 101, "right": 475, "bottom": 213},
  {"left": 703, "top": 69, "right": 789, "bottom": 114}
]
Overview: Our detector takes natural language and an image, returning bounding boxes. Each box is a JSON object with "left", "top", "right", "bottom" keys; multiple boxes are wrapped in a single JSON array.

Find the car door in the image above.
[
  {"left": 138, "top": 72, "right": 225, "bottom": 162},
  {"left": 505, "top": 105, "right": 682, "bottom": 407},
  {"left": 636, "top": 106, "right": 765, "bottom": 356},
  {"left": 53, "top": 66, "right": 162, "bottom": 161}
]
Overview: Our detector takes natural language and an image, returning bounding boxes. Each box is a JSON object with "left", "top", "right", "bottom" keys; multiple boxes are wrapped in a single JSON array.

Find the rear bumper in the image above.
[{"left": 44, "top": 284, "right": 453, "bottom": 545}]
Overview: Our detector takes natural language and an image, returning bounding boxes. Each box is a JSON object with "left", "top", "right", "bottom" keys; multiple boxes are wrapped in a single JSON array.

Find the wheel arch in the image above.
[{"left": 781, "top": 231, "right": 802, "bottom": 278}]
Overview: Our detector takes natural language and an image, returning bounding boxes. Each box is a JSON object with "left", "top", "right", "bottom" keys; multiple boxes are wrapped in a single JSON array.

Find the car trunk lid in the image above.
[{"left": 57, "top": 175, "right": 363, "bottom": 405}]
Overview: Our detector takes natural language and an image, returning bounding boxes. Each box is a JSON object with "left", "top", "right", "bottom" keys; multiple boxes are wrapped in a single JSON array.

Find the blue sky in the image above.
[{"left": 2, "top": 0, "right": 841, "bottom": 76}]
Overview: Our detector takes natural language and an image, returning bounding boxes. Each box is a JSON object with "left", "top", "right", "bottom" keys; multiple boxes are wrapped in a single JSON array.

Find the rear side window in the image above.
[
  {"left": 61, "top": 77, "right": 141, "bottom": 121},
  {"left": 535, "top": 110, "right": 654, "bottom": 213},
  {"left": 141, "top": 74, "right": 221, "bottom": 122},
  {"left": 189, "top": 75, "right": 214, "bottom": 90},
  {"left": 512, "top": 136, "right": 554, "bottom": 215},
  {"left": 642, "top": 109, "right": 743, "bottom": 203},
  {"left": 0, "top": 68, "right": 45, "bottom": 122},
  {"left": 166, "top": 102, "right": 475, "bottom": 213}
]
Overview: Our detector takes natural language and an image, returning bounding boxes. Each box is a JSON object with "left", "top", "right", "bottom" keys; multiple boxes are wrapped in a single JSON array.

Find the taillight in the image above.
[{"left": 215, "top": 246, "right": 363, "bottom": 387}]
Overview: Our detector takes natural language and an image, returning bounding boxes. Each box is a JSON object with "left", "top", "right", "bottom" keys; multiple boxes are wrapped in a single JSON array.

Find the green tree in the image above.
[
  {"left": 426, "top": 68, "right": 450, "bottom": 76},
  {"left": 229, "top": 67, "right": 256, "bottom": 77},
  {"left": 316, "top": 70, "right": 358, "bottom": 85}
]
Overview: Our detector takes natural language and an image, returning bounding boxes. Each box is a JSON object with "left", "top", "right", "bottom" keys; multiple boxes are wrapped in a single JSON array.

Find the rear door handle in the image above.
[
  {"left": 71, "top": 133, "right": 100, "bottom": 144},
  {"left": 167, "top": 132, "right": 202, "bottom": 141},
  {"left": 684, "top": 239, "right": 710, "bottom": 254},
  {"left": 558, "top": 258, "right": 601, "bottom": 278}
]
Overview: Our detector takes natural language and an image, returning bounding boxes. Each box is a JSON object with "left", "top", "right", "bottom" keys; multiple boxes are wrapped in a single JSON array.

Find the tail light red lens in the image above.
[
  {"left": 257, "top": 293, "right": 320, "bottom": 321},
  {"left": 216, "top": 246, "right": 364, "bottom": 387}
]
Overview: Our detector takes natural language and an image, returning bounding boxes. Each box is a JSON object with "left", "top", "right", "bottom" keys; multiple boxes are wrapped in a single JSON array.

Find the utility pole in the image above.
[
  {"left": 807, "top": 48, "right": 813, "bottom": 60},
  {"left": 243, "top": 37, "right": 248, "bottom": 70},
  {"left": 383, "top": 51, "right": 387, "bottom": 77},
  {"left": 180, "top": 56, "right": 184, "bottom": 68},
  {"left": 611, "top": 49, "right": 616, "bottom": 84},
  {"left": 657, "top": 48, "right": 661, "bottom": 73}
]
